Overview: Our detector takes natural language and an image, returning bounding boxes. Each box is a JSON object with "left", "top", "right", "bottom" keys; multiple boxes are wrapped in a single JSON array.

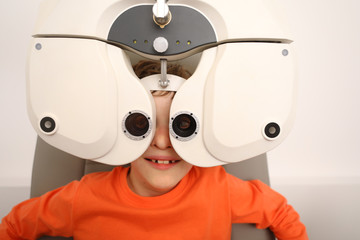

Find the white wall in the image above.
[
  {"left": 1, "top": 0, "right": 360, "bottom": 239},
  {"left": 269, "top": 0, "right": 360, "bottom": 183},
  {"left": 269, "top": 1, "right": 360, "bottom": 238},
  {"left": 0, "top": 0, "right": 42, "bottom": 187}
]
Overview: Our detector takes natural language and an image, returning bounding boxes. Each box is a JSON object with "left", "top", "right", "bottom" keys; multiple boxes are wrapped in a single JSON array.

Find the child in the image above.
[{"left": 0, "top": 60, "right": 308, "bottom": 240}]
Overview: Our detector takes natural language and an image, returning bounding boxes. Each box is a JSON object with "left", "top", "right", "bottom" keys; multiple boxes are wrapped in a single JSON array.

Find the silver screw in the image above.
[
  {"left": 35, "top": 43, "right": 42, "bottom": 50},
  {"left": 282, "top": 49, "right": 289, "bottom": 56}
]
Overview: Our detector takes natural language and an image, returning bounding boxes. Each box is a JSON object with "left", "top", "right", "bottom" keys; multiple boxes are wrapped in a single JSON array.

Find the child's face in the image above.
[{"left": 127, "top": 93, "right": 193, "bottom": 197}]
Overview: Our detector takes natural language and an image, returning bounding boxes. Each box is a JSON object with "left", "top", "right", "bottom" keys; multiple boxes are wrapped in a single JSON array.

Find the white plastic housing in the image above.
[
  {"left": 27, "top": 38, "right": 155, "bottom": 165},
  {"left": 203, "top": 43, "right": 296, "bottom": 163},
  {"left": 170, "top": 44, "right": 296, "bottom": 166},
  {"left": 170, "top": 48, "right": 224, "bottom": 166}
]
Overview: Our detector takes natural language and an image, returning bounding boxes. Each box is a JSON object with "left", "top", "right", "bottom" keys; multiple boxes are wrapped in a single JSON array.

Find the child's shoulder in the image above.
[
  {"left": 192, "top": 165, "right": 230, "bottom": 182},
  {"left": 80, "top": 166, "right": 127, "bottom": 184},
  {"left": 194, "top": 165, "right": 265, "bottom": 187},
  {"left": 193, "top": 165, "right": 225, "bottom": 174}
]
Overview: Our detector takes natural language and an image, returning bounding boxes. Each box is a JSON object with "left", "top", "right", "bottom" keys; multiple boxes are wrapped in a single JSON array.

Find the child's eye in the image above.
[
  {"left": 170, "top": 112, "right": 198, "bottom": 141},
  {"left": 124, "top": 111, "right": 151, "bottom": 139},
  {"left": 134, "top": 115, "right": 148, "bottom": 129},
  {"left": 178, "top": 116, "right": 191, "bottom": 130}
]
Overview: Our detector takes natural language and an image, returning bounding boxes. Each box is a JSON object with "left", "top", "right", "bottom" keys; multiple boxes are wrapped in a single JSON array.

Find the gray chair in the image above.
[{"left": 32, "top": 137, "right": 275, "bottom": 240}]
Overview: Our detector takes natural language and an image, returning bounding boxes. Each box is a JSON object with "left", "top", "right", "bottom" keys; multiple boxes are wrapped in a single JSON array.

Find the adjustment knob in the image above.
[{"left": 153, "top": 37, "right": 169, "bottom": 53}]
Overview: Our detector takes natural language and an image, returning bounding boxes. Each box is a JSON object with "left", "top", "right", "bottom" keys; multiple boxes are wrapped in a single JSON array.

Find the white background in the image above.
[{"left": 1, "top": 0, "right": 359, "bottom": 239}]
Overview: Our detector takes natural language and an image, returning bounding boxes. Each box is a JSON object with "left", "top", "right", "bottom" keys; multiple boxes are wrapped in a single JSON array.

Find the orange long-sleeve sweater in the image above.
[{"left": 0, "top": 166, "right": 308, "bottom": 240}]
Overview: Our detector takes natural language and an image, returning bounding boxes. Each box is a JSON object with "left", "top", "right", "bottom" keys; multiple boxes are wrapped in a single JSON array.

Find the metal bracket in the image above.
[
  {"left": 153, "top": 0, "right": 171, "bottom": 28},
  {"left": 159, "top": 59, "right": 170, "bottom": 88}
]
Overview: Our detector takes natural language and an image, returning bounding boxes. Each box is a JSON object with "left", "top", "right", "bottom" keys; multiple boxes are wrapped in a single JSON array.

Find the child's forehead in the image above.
[
  {"left": 153, "top": 92, "right": 174, "bottom": 104},
  {"left": 141, "top": 74, "right": 186, "bottom": 93},
  {"left": 151, "top": 91, "right": 175, "bottom": 97}
]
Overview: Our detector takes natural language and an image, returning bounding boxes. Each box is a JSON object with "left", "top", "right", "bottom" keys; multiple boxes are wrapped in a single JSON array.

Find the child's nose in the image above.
[{"left": 151, "top": 127, "right": 172, "bottom": 149}]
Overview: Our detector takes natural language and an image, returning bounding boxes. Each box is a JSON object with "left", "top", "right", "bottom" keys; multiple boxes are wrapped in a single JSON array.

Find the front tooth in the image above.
[{"left": 156, "top": 160, "right": 170, "bottom": 164}]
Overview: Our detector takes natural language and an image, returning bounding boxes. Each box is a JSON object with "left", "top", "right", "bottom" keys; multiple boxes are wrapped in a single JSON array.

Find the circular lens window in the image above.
[
  {"left": 40, "top": 116, "right": 57, "bottom": 134},
  {"left": 170, "top": 112, "right": 199, "bottom": 141},
  {"left": 122, "top": 111, "right": 152, "bottom": 140},
  {"left": 263, "top": 122, "right": 281, "bottom": 140}
]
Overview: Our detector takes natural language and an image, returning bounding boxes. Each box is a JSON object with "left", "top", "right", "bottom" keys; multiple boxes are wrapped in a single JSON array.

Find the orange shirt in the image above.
[{"left": 0, "top": 166, "right": 308, "bottom": 240}]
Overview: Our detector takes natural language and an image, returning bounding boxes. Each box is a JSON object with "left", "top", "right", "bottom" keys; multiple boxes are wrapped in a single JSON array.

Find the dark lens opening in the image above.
[
  {"left": 264, "top": 122, "right": 280, "bottom": 139},
  {"left": 125, "top": 112, "right": 150, "bottom": 137},
  {"left": 172, "top": 114, "right": 197, "bottom": 138},
  {"left": 40, "top": 117, "right": 56, "bottom": 133}
]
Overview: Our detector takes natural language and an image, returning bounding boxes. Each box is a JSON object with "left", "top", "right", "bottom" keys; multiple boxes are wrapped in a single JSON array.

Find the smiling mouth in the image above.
[{"left": 145, "top": 158, "right": 180, "bottom": 164}]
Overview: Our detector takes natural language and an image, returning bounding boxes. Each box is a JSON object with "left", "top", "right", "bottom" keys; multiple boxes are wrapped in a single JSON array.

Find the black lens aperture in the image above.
[
  {"left": 264, "top": 122, "right": 280, "bottom": 139},
  {"left": 172, "top": 113, "right": 197, "bottom": 138},
  {"left": 125, "top": 112, "right": 150, "bottom": 137},
  {"left": 40, "top": 116, "right": 56, "bottom": 133}
]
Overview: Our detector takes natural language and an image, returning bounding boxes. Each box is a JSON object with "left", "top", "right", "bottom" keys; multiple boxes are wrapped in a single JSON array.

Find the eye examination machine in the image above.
[
  {"left": 27, "top": 0, "right": 296, "bottom": 239},
  {"left": 27, "top": 0, "right": 295, "bottom": 167}
]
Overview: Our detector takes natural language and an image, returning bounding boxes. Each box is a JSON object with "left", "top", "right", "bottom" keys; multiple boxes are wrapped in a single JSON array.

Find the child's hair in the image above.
[
  {"left": 133, "top": 60, "right": 191, "bottom": 79},
  {"left": 133, "top": 60, "right": 191, "bottom": 96}
]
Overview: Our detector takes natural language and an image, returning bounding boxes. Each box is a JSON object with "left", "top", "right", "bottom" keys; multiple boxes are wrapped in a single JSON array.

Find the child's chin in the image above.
[{"left": 150, "top": 177, "right": 180, "bottom": 193}]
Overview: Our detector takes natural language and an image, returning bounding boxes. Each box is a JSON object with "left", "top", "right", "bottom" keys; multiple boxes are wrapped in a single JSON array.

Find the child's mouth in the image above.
[
  {"left": 144, "top": 158, "right": 180, "bottom": 169},
  {"left": 145, "top": 158, "right": 179, "bottom": 164}
]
